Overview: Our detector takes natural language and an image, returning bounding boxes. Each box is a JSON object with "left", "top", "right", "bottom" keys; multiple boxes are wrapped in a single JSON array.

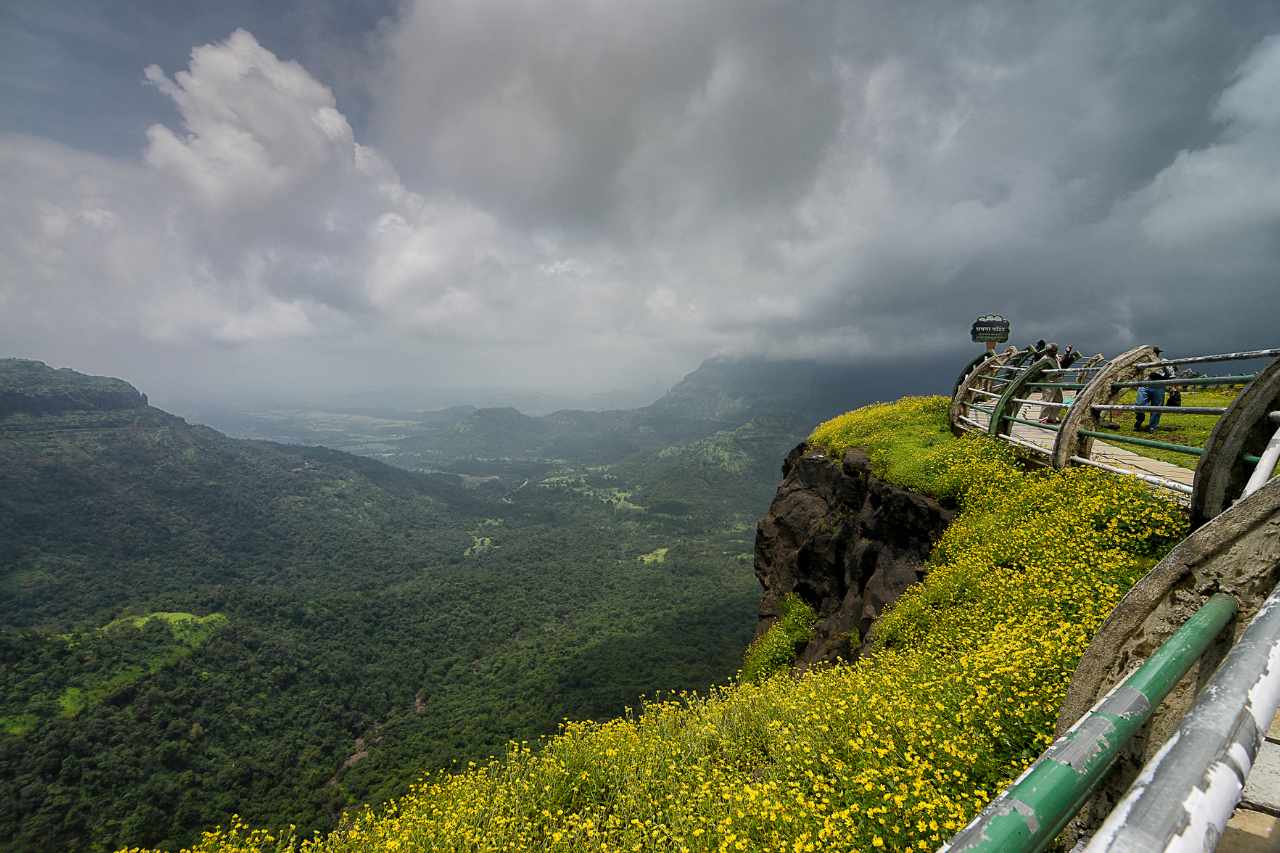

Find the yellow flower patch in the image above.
[{"left": 163, "top": 396, "right": 1185, "bottom": 853}]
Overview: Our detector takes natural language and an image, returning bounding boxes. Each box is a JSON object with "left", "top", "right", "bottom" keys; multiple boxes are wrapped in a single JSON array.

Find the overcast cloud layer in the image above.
[{"left": 2, "top": 1, "right": 1278, "bottom": 408}]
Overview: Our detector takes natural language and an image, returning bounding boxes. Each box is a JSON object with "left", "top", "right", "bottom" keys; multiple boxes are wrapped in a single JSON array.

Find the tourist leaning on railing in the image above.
[{"left": 1134, "top": 347, "right": 1176, "bottom": 432}]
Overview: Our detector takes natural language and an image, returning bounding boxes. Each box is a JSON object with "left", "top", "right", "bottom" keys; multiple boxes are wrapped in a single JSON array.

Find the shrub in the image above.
[{"left": 741, "top": 593, "right": 817, "bottom": 682}]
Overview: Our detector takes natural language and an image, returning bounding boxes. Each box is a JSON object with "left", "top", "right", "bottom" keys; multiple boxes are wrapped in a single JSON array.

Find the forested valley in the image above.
[{"left": 0, "top": 356, "right": 893, "bottom": 851}]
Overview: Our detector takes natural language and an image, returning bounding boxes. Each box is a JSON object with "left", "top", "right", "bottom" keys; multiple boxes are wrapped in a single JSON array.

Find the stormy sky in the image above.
[{"left": 2, "top": 1, "right": 1278, "bottom": 411}]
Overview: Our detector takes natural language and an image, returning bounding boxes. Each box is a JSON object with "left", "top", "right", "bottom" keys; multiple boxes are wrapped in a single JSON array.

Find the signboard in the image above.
[{"left": 971, "top": 314, "right": 1011, "bottom": 343}]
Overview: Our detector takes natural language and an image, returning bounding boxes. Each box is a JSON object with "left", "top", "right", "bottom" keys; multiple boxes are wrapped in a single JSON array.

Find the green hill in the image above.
[
  {"left": 0, "top": 358, "right": 147, "bottom": 416},
  {"left": 0, "top": 359, "right": 781, "bottom": 851}
]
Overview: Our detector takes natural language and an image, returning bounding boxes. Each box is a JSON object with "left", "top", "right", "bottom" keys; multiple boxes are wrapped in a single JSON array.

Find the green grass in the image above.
[
  {"left": 638, "top": 547, "right": 669, "bottom": 565},
  {"left": 806, "top": 396, "right": 958, "bottom": 497},
  {"left": 101, "top": 611, "right": 229, "bottom": 645},
  {"left": 464, "top": 536, "right": 495, "bottom": 557},
  {"left": 1089, "top": 388, "right": 1238, "bottom": 469}
]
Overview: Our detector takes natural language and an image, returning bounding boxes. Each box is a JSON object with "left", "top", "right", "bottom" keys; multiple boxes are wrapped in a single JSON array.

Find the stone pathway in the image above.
[{"left": 965, "top": 395, "right": 1196, "bottom": 491}]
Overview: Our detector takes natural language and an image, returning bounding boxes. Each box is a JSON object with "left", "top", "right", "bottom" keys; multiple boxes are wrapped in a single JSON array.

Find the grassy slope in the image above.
[
  {"left": 1092, "top": 387, "right": 1237, "bottom": 469},
  {"left": 181, "top": 396, "right": 1186, "bottom": 853}
]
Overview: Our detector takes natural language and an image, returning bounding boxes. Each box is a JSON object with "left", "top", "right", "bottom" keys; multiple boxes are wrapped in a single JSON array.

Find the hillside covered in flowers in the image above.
[{"left": 159, "top": 396, "right": 1186, "bottom": 853}]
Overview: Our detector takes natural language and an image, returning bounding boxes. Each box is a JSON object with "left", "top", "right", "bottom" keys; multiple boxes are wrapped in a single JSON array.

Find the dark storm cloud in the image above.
[{"left": 1, "top": 1, "right": 1278, "bottom": 406}]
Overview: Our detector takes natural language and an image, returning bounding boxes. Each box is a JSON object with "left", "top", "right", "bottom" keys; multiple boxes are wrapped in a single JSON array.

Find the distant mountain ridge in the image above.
[
  {"left": 0, "top": 358, "right": 148, "bottom": 416},
  {"left": 643, "top": 356, "right": 881, "bottom": 424},
  {"left": 334, "top": 356, "right": 897, "bottom": 466}
]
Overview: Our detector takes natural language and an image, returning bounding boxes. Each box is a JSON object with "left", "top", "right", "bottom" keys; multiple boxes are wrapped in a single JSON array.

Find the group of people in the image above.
[
  {"left": 1028, "top": 341, "right": 1079, "bottom": 424},
  {"left": 1008, "top": 340, "right": 1180, "bottom": 432}
]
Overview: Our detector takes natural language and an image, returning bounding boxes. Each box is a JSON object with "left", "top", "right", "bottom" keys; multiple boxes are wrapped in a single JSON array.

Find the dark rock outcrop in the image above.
[{"left": 753, "top": 443, "right": 955, "bottom": 667}]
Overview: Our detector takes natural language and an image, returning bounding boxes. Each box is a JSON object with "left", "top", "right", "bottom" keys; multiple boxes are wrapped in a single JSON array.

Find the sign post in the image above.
[{"left": 971, "top": 314, "right": 1011, "bottom": 351}]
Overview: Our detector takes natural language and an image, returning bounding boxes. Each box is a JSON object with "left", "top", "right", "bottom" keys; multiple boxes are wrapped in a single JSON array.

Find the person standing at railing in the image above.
[
  {"left": 1134, "top": 348, "right": 1176, "bottom": 432},
  {"left": 1040, "top": 345, "right": 1078, "bottom": 424},
  {"left": 1038, "top": 343, "right": 1066, "bottom": 423}
]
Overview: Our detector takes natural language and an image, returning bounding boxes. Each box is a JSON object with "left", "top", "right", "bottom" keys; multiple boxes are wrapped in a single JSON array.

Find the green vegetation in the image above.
[
  {"left": 809, "top": 395, "right": 981, "bottom": 500},
  {"left": 181, "top": 396, "right": 1185, "bottom": 853},
  {"left": 0, "top": 358, "right": 145, "bottom": 416},
  {"left": 1096, "top": 387, "right": 1238, "bottom": 468},
  {"left": 637, "top": 547, "right": 669, "bottom": 565},
  {"left": 1, "top": 358, "right": 812, "bottom": 852},
  {"left": 658, "top": 430, "right": 753, "bottom": 473},
  {"left": 740, "top": 593, "right": 817, "bottom": 682},
  {"left": 5, "top": 611, "right": 230, "bottom": 728},
  {"left": 0, "top": 714, "right": 37, "bottom": 737},
  {"left": 463, "top": 535, "right": 495, "bottom": 557},
  {"left": 102, "top": 612, "right": 230, "bottom": 645}
]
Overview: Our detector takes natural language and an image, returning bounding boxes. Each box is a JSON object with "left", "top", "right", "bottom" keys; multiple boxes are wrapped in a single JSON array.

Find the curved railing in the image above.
[
  {"left": 940, "top": 474, "right": 1280, "bottom": 853},
  {"left": 949, "top": 345, "right": 1280, "bottom": 528},
  {"left": 941, "top": 344, "right": 1280, "bottom": 852}
]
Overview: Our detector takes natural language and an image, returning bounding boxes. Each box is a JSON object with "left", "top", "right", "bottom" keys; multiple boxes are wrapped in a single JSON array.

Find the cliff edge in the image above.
[{"left": 753, "top": 442, "right": 954, "bottom": 667}]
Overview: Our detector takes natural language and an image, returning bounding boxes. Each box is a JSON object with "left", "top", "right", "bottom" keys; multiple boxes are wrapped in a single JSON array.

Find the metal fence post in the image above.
[{"left": 1191, "top": 355, "right": 1280, "bottom": 528}]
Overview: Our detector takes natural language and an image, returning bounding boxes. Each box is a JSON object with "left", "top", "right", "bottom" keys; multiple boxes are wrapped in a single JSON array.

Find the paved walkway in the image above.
[
  {"left": 967, "top": 395, "right": 1196, "bottom": 493},
  {"left": 1221, "top": 711, "right": 1280, "bottom": 851}
]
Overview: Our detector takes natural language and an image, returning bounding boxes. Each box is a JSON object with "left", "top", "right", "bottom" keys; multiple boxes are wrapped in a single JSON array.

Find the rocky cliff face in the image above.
[{"left": 753, "top": 444, "right": 955, "bottom": 667}]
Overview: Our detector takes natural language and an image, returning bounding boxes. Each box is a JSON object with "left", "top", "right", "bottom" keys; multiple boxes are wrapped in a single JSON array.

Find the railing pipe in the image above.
[
  {"left": 1133, "top": 348, "right": 1280, "bottom": 369},
  {"left": 1004, "top": 415, "right": 1059, "bottom": 432},
  {"left": 1240, "top": 412, "right": 1280, "bottom": 499},
  {"left": 1084, "top": 587, "right": 1280, "bottom": 853},
  {"left": 952, "top": 351, "right": 997, "bottom": 398},
  {"left": 988, "top": 357, "right": 1058, "bottom": 440},
  {"left": 951, "top": 348, "right": 1030, "bottom": 435},
  {"left": 1077, "top": 430, "right": 1204, "bottom": 457},
  {"left": 939, "top": 594, "right": 1239, "bottom": 853},
  {"left": 1112, "top": 375, "right": 1255, "bottom": 389},
  {"left": 1069, "top": 456, "right": 1194, "bottom": 495},
  {"left": 998, "top": 433, "right": 1055, "bottom": 456},
  {"left": 1090, "top": 404, "right": 1227, "bottom": 416},
  {"left": 1051, "top": 346, "right": 1157, "bottom": 470}
]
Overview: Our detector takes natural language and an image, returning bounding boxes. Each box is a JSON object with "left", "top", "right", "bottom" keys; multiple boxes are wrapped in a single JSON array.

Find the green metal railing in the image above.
[
  {"left": 943, "top": 344, "right": 1280, "bottom": 853},
  {"left": 1111, "top": 374, "right": 1255, "bottom": 389},
  {"left": 953, "top": 345, "right": 1273, "bottom": 507},
  {"left": 939, "top": 594, "right": 1238, "bottom": 853},
  {"left": 1004, "top": 415, "right": 1058, "bottom": 432},
  {"left": 1076, "top": 429, "right": 1204, "bottom": 457}
]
